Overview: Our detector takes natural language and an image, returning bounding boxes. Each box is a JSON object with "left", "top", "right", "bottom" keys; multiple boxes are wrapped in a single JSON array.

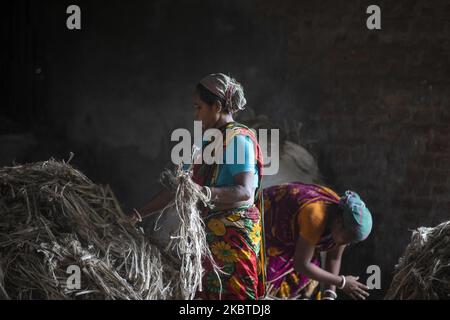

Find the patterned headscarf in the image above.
[
  {"left": 339, "top": 191, "right": 373, "bottom": 242},
  {"left": 199, "top": 73, "right": 247, "bottom": 114}
]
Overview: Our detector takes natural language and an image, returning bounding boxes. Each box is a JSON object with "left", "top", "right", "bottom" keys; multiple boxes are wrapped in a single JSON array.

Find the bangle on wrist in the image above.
[
  {"left": 323, "top": 290, "right": 337, "bottom": 299},
  {"left": 337, "top": 275, "right": 346, "bottom": 289},
  {"left": 203, "top": 186, "right": 212, "bottom": 202}
]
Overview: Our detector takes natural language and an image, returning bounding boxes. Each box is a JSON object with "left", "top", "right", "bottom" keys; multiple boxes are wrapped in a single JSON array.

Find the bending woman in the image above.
[
  {"left": 264, "top": 182, "right": 373, "bottom": 300},
  {"left": 130, "top": 73, "right": 265, "bottom": 300}
]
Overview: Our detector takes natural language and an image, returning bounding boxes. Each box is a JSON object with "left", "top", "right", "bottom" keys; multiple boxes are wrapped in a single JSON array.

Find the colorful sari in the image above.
[
  {"left": 263, "top": 182, "right": 340, "bottom": 299},
  {"left": 192, "top": 122, "right": 266, "bottom": 300}
]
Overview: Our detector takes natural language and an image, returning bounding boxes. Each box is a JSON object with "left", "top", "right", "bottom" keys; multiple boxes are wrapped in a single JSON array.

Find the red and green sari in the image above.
[{"left": 192, "top": 122, "right": 266, "bottom": 300}]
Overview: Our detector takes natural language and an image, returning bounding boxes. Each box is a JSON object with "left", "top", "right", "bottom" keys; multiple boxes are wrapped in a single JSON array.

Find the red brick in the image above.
[
  {"left": 418, "top": 153, "right": 438, "bottom": 165},
  {"left": 388, "top": 106, "right": 412, "bottom": 122},
  {"left": 434, "top": 156, "right": 450, "bottom": 169},
  {"left": 432, "top": 185, "right": 449, "bottom": 195},
  {"left": 410, "top": 185, "right": 432, "bottom": 197},
  {"left": 427, "top": 170, "right": 449, "bottom": 184},
  {"left": 427, "top": 137, "right": 450, "bottom": 153},
  {"left": 434, "top": 107, "right": 450, "bottom": 124},
  {"left": 399, "top": 198, "right": 433, "bottom": 211},
  {"left": 383, "top": 94, "right": 407, "bottom": 106},
  {"left": 404, "top": 125, "right": 434, "bottom": 136},
  {"left": 406, "top": 168, "right": 428, "bottom": 183},
  {"left": 433, "top": 126, "right": 450, "bottom": 138},
  {"left": 435, "top": 201, "right": 450, "bottom": 212},
  {"left": 410, "top": 109, "right": 435, "bottom": 124}
]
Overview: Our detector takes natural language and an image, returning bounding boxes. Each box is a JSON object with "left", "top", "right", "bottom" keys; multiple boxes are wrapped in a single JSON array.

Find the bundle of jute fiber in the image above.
[
  {"left": 158, "top": 166, "right": 221, "bottom": 298},
  {"left": 385, "top": 221, "right": 450, "bottom": 300},
  {"left": 0, "top": 156, "right": 216, "bottom": 300}
]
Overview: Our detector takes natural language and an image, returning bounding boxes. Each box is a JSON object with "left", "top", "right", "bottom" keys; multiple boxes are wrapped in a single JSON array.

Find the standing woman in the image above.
[
  {"left": 263, "top": 182, "right": 373, "bottom": 300},
  {"left": 131, "top": 73, "right": 266, "bottom": 300}
]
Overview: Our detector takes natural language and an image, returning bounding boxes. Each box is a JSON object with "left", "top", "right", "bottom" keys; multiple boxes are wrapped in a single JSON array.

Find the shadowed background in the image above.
[{"left": 2, "top": 0, "right": 450, "bottom": 299}]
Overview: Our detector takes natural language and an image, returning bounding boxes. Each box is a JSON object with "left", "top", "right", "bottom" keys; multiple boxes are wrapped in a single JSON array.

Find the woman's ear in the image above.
[{"left": 213, "top": 101, "right": 222, "bottom": 113}]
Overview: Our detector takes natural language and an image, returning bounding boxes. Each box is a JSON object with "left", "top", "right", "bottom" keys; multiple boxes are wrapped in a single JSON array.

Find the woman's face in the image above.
[
  {"left": 193, "top": 92, "right": 220, "bottom": 130},
  {"left": 331, "top": 217, "right": 353, "bottom": 246}
]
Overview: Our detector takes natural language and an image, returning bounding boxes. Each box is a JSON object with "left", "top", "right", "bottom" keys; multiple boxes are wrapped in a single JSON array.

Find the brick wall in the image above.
[{"left": 255, "top": 0, "right": 450, "bottom": 297}]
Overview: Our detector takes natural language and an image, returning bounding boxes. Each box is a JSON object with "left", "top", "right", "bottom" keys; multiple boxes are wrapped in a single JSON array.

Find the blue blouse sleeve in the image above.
[{"left": 224, "top": 134, "right": 257, "bottom": 177}]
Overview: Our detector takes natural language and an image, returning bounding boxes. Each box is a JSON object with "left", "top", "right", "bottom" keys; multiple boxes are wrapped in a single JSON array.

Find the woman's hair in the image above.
[
  {"left": 342, "top": 222, "right": 361, "bottom": 243},
  {"left": 195, "top": 83, "right": 227, "bottom": 112},
  {"left": 328, "top": 204, "right": 360, "bottom": 242},
  {"left": 196, "top": 73, "right": 247, "bottom": 114}
]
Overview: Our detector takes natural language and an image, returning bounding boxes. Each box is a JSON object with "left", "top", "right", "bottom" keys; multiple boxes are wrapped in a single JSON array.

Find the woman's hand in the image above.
[
  {"left": 193, "top": 182, "right": 205, "bottom": 196},
  {"left": 127, "top": 209, "right": 142, "bottom": 225},
  {"left": 342, "top": 276, "right": 370, "bottom": 300}
]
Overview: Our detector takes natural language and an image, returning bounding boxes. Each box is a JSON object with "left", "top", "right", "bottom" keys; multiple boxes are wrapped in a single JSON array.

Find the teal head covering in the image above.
[{"left": 339, "top": 191, "right": 372, "bottom": 242}]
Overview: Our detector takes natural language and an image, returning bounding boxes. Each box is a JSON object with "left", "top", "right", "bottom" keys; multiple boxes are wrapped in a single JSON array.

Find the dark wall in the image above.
[
  {"left": 2, "top": 0, "right": 449, "bottom": 298},
  {"left": 2, "top": 0, "right": 291, "bottom": 208}
]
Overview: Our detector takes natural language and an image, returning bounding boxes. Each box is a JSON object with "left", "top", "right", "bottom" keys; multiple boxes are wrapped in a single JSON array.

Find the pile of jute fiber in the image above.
[
  {"left": 385, "top": 221, "right": 450, "bottom": 299},
  {"left": 0, "top": 157, "right": 217, "bottom": 300}
]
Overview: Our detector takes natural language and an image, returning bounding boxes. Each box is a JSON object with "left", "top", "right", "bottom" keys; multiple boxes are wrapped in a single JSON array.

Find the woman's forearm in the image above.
[
  {"left": 210, "top": 185, "right": 253, "bottom": 205},
  {"left": 324, "top": 257, "right": 342, "bottom": 291},
  {"left": 137, "top": 188, "right": 174, "bottom": 218},
  {"left": 296, "top": 262, "right": 343, "bottom": 288}
]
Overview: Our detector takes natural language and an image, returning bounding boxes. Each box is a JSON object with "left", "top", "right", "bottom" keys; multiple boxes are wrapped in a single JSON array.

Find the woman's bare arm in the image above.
[
  {"left": 294, "top": 236, "right": 343, "bottom": 287},
  {"left": 323, "top": 244, "right": 346, "bottom": 292},
  {"left": 209, "top": 172, "right": 256, "bottom": 209},
  {"left": 135, "top": 170, "right": 254, "bottom": 220},
  {"left": 136, "top": 188, "right": 174, "bottom": 219},
  {"left": 294, "top": 236, "right": 370, "bottom": 299}
]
